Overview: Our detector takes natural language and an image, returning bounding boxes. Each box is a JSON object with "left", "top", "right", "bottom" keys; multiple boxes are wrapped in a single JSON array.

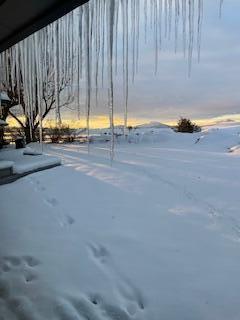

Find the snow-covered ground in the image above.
[{"left": 1, "top": 124, "right": 240, "bottom": 319}]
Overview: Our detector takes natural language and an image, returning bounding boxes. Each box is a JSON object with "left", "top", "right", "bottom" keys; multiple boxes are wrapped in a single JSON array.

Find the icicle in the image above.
[
  {"left": 54, "top": 20, "right": 61, "bottom": 125},
  {"left": 219, "top": 0, "right": 224, "bottom": 18},
  {"left": 101, "top": 2, "right": 106, "bottom": 87},
  {"left": 77, "top": 7, "right": 83, "bottom": 120},
  {"left": 182, "top": 0, "right": 187, "bottom": 57},
  {"left": 144, "top": 0, "right": 148, "bottom": 43},
  {"left": 164, "top": 0, "right": 168, "bottom": 38},
  {"left": 159, "top": 0, "right": 163, "bottom": 50},
  {"left": 175, "top": 0, "right": 180, "bottom": 53},
  {"left": 121, "top": 0, "right": 129, "bottom": 136},
  {"left": 114, "top": 0, "right": 119, "bottom": 75},
  {"left": 34, "top": 32, "right": 43, "bottom": 151},
  {"left": 106, "top": 0, "right": 116, "bottom": 163},
  {"left": 135, "top": 0, "right": 140, "bottom": 73},
  {"left": 0, "top": 0, "right": 211, "bottom": 158},
  {"left": 83, "top": 4, "right": 91, "bottom": 153},
  {"left": 188, "top": 0, "right": 195, "bottom": 76},
  {"left": 197, "top": 0, "right": 203, "bottom": 62},
  {"left": 131, "top": 0, "right": 136, "bottom": 82},
  {"left": 154, "top": 0, "right": 159, "bottom": 74}
]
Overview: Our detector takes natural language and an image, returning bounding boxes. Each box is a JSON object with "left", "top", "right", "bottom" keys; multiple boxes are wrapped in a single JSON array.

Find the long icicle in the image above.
[{"left": 0, "top": 0, "right": 207, "bottom": 160}]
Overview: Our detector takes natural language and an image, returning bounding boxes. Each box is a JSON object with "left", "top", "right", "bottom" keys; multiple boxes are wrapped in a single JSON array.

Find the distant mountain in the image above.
[
  {"left": 206, "top": 119, "right": 240, "bottom": 128},
  {"left": 135, "top": 121, "right": 169, "bottom": 129}
]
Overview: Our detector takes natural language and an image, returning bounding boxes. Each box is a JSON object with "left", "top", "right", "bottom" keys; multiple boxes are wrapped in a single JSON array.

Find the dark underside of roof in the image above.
[{"left": 0, "top": 0, "right": 89, "bottom": 53}]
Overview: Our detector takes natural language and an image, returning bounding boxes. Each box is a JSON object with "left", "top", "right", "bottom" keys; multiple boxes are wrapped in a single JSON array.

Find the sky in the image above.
[
  {"left": 125, "top": 0, "right": 240, "bottom": 125},
  {"left": 76, "top": 0, "right": 240, "bottom": 128},
  {"left": 8, "top": 0, "right": 240, "bottom": 128}
]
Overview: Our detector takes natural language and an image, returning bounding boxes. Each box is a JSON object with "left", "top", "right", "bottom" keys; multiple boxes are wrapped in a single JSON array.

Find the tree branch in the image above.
[{"left": 8, "top": 110, "right": 25, "bottom": 128}]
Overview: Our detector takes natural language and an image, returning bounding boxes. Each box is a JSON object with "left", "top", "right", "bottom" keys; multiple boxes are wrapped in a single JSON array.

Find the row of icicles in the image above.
[{"left": 0, "top": 0, "right": 223, "bottom": 161}]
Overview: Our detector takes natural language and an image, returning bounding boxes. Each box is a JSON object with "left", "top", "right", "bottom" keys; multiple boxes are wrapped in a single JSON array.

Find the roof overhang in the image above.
[{"left": 0, "top": 0, "right": 89, "bottom": 53}]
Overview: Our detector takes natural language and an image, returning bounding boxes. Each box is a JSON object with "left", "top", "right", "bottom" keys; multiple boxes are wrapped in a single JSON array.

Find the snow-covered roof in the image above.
[
  {"left": 0, "top": 92, "right": 11, "bottom": 102},
  {"left": 0, "top": 161, "right": 14, "bottom": 170}
]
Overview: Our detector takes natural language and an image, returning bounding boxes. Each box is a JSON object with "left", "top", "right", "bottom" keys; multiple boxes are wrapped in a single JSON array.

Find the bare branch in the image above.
[{"left": 8, "top": 110, "right": 25, "bottom": 128}]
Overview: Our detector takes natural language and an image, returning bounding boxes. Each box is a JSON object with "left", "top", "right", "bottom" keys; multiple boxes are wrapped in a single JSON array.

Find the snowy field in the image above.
[{"left": 1, "top": 124, "right": 240, "bottom": 319}]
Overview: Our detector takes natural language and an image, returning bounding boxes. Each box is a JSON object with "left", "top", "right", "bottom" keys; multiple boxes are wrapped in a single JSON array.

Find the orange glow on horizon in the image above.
[{"left": 6, "top": 113, "right": 240, "bottom": 129}]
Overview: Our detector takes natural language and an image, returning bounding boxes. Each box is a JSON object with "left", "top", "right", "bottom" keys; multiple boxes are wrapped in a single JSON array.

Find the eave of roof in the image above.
[{"left": 0, "top": 0, "right": 89, "bottom": 53}]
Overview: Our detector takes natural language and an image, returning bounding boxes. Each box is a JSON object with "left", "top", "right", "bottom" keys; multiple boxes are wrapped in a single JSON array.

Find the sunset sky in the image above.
[
  {"left": 84, "top": 0, "right": 239, "bottom": 127},
  {"left": 8, "top": 0, "right": 240, "bottom": 128},
  {"left": 120, "top": 0, "right": 240, "bottom": 125}
]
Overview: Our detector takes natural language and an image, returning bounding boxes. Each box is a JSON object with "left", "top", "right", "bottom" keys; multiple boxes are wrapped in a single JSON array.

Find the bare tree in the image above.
[{"left": 3, "top": 58, "right": 74, "bottom": 143}]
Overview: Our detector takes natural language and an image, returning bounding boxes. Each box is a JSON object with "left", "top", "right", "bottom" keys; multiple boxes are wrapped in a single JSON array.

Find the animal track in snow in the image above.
[
  {"left": 66, "top": 215, "right": 75, "bottom": 225},
  {"left": 0, "top": 255, "right": 39, "bottom": 283},
  {"left": 0, "top": 255, "right": 41, "bottom": 319},
  {"left": 87, "top": 291, "right": 141, "bottom": 319},
  {"left": 63, "top": 294, "right": 133, "bottom": 320},
  {"left": 0, "top": 278, "right": 10, "bottom": 299},
  {"left": 7, "top": 295, "right": 40, "bottom": 320},
  {"left": 24, "top": 272, "right": 37, "bottom": 283},
  {"left": 117, "top": 279, "right": 145, "bottom": 311},
  {"left": 55, "top": 298, "right": 83, "bottom": 320},
  {"left": 87, "top": 243, "right": 145, "bottom": 316},
  {"left": 23, "top": 256, "right": 40, "bottom": 268},
  {"left": 44, "top": 197, "right": 75, "bottom": 228},
  {"left": 2, "top": 256, "right": 21, "bottom": 267},
  {"left": 28, "top": 175, "right": 75, "bottom": 228},
  {"left": 88, "top": 243, "right": 110, "bottom": 264},
  {"left": 45, "top": 197, "right": 59, "bottom": 207},
  {"left": 29, "top": 177, "right": 46, "bottom": 192}
]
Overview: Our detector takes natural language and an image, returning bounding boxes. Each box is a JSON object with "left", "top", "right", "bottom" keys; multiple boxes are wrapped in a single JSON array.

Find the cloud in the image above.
[{"left": 59, "top": 0, "right": 240, "bottom": 126}]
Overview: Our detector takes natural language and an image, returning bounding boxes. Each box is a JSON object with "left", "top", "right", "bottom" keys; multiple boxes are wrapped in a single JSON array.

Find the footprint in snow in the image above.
[
  {"left": 66, "top": 215, "right": 75, "bottom": 225},
  {"left": 0, "top": 255, "right": 40, "bottom": 282},
  {"left": 45, "top": 197, "right": 58, "bottom": 207},
  {"left": 23, "top": 256, "right": 41, "bottom": 268},
  {"left": 87, "top": 243, "right": 145, "bottom": 315},
  {"left": 88, "top": 292, "right": 140, "bottom": 319},
  {"left": 0, "top": 255, "right": 41, "bottom": 318},
  {"left": 116, "top": 279, "right": 145, "bottom": 312},
  {"left": 7, "top": 295, "right": 40, "bottom": 320},
  {"left": 88, "top": 243, "right": 110, "bottom": 264},
  {"left": 57, "top": 294, "right": 133, "bottom": 320}
]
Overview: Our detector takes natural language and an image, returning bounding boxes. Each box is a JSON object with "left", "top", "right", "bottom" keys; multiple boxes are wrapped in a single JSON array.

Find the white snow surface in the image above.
[
  {"left": 0, "top": 147, "right": 61, "bottom": 174},
  {"left": 0, "top": 125, "right": 240, "bottom": 319}
]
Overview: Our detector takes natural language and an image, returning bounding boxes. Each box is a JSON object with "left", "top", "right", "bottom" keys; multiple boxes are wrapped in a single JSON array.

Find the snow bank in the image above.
[
  {"left": 196, "top": 125, "right": 240, "bottom": 152},
  {"left": 229, "top": 145, "right": 240, "bottom": 154}
]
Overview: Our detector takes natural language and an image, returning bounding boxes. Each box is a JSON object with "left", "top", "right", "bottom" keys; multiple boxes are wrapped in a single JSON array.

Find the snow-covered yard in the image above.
[{"left": 1, "top": 125, "right": 240, "bottom": 319}]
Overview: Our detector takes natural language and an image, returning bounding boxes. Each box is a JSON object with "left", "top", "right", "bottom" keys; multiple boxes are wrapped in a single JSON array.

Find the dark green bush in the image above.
[{"left": 176, "top": 118, "right": 201, "bottom": 133}]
